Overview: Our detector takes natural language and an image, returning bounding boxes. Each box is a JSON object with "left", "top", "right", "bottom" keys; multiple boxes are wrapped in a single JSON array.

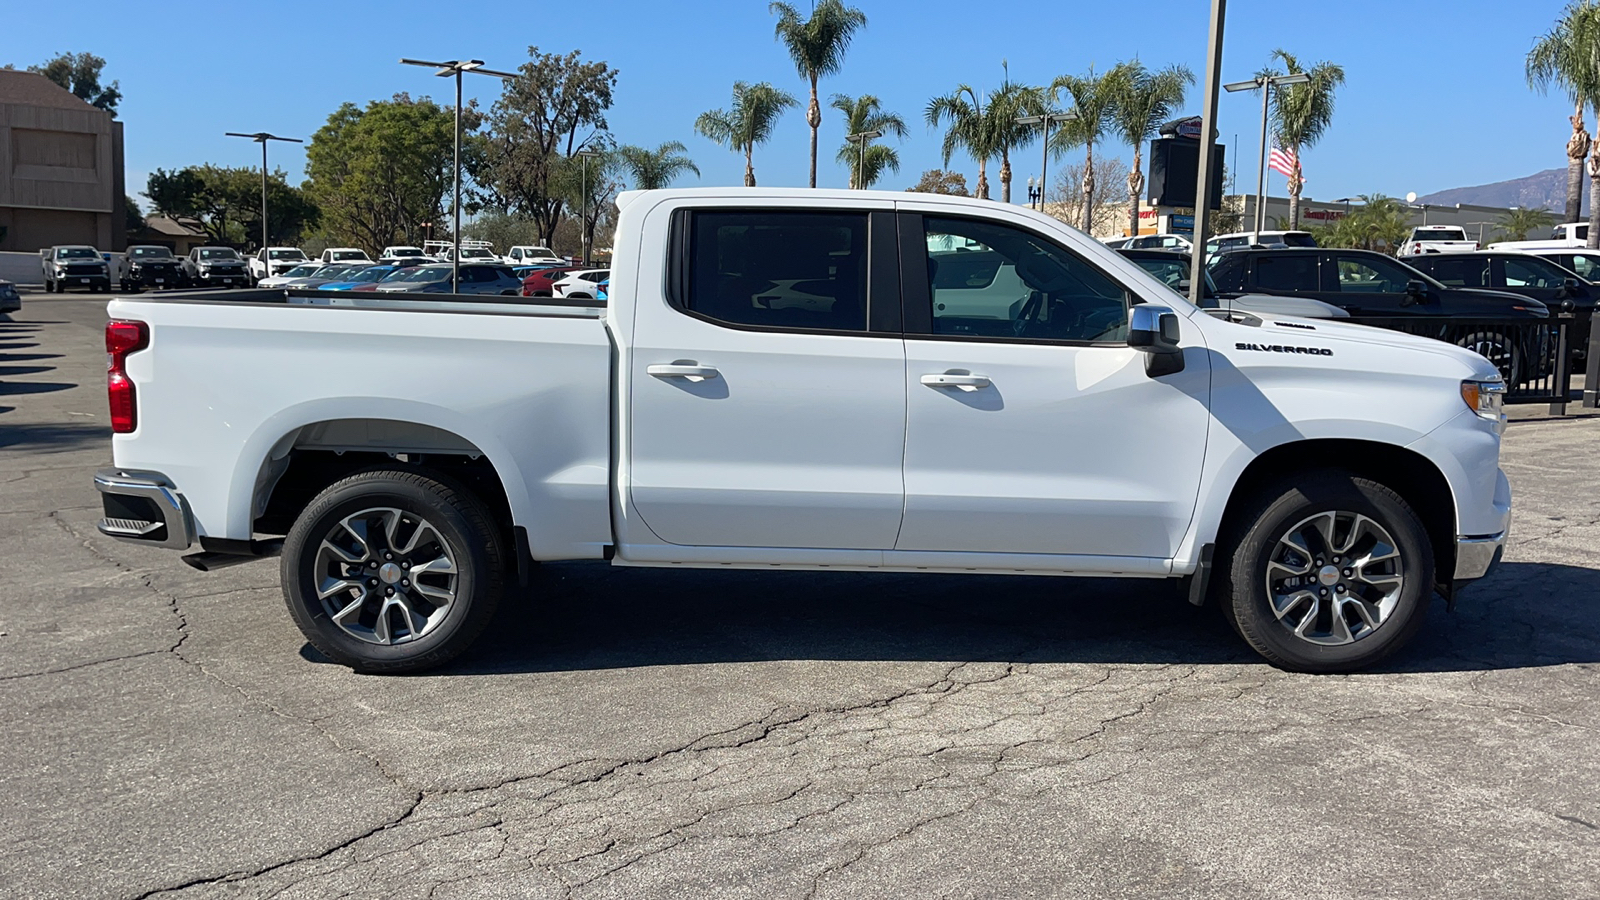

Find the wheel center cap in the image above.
[
  {"left": 378, "top": 562, "right": 403, "bottom": 585},
  {"left": 1318, "top": 565, "right": 1341, "bottom": 586}
]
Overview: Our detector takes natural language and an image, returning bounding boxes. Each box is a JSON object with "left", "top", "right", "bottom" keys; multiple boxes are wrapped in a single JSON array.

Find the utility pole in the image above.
[
  {"left": 1188, "top": 0, "right": 1227, "bottom": 307},
  {"left": 576, "top": 148, "right": 602, "bottom": 265},
  {"left": 224, "top": 132, "right": 301, "bottom": 278}
]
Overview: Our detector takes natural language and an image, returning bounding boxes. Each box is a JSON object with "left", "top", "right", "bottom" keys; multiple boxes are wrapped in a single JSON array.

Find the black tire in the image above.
[
  {"left": 1218, "top": 472, "right": 1434, "bottom": 673},
  {"left": 1457, "top": 330, "right": 1522, "bottom": 385},
  {"left": 281, "top": 468, "right": 505, "bottom": 673}
]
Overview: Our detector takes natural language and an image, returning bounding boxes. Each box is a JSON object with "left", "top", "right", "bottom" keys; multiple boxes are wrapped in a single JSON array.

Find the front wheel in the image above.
[
  {"left": 1219, "top": 472, "right": 1434, "bottom": 673},
  {"left": 281, "top": 468, "right": 505, "bottom": 673},
  {"left": 1458, "top": 330, "right": 1523, "bottom": 385}
]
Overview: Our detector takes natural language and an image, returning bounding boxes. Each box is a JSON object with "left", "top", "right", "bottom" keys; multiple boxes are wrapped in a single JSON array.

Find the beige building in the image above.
[{"left": 0, "top": 70, "right": 126, "bottom": 252}]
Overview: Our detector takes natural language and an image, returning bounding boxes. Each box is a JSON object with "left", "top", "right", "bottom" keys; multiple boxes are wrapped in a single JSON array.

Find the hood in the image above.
[
  {"left": 1452, "top": 287, "right": 1549, "bottom": 315},
  {"left": 1209, "top": 313, "right": 1503, "bottom": 380}
]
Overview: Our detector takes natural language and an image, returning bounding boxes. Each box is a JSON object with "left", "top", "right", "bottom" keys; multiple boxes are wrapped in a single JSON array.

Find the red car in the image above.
[{"left": 521, "top": 265, "right": 582, "bottom": 297}]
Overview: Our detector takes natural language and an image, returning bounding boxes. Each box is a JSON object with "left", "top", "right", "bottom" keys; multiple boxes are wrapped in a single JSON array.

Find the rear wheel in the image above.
[
  {"left": 1219, "top": 472, "right": 1434, "bottom": 673},
  {"left": 281, "top": 468, "right": 504, "bottom": 673}
]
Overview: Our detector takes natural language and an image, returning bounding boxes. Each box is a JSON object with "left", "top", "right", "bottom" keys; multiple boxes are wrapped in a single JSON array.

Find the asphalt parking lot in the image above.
[{"left": 2, "top": 290, "right": 1598, "bottom": 899}]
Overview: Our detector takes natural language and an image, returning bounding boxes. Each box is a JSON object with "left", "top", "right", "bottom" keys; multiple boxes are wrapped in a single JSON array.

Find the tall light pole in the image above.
[
  {"left": 845, "top": 130, "right": 883, "bottom": 189},
  {"left": 1224, "top": 70, "right": 1309, "bottom": 243},
  {"left": 1014, "top": 111, "right": 1076, "bottom": 211},
  {"left": 576, "top": 148, "right": 602, "bottom": 265},
  {"left": 400, "top": 58, "right": 517, "bottom": 290},
  {"left": 224, "top": 132, "right": 301, "bottom": 274},
  {"left": 1188, "top": 0, "right": 1228, "bottom": 307}
]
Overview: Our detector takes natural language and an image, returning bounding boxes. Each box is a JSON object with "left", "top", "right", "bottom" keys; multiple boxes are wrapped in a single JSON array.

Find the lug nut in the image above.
[
  {"left": 367, "top": 560, "right": 378, "bottom": 568},
  {"left": 368, "top": 578, "right": 378, "bottom": 587},
  {"left": 1343, "top": 568, "right": 1353, "bottom": 578},
  {"left": 401, "top": 579, "right": 409, "bottom": 587},
  {"left": 1318, "top": 588, "right": 1328, "bottom": 597},
  {"left": 1332, "top": 556, "right": 1341, "bottom": 564},
  {"left": 385, "top": 587, "right": 395, "bottom": 596},
  {"left": 385, "top": 552, "right": 393, "bottom": 561},
  {"left": 1335, "top": 584, "right": 1346, "bottom": 593}
]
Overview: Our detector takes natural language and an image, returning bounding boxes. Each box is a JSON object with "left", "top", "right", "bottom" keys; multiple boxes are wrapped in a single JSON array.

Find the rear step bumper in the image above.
[{"left": 93, "top": 468, "right": 194, "bottom": 550}]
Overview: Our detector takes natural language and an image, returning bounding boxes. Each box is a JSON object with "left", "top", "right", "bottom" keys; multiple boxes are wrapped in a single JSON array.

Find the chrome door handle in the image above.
[
  {"left": 647, "top": 363, "right": 720, "bottom": 380},
  {"left": 920, "top": 372, "right": 991, "bottom": 388}
]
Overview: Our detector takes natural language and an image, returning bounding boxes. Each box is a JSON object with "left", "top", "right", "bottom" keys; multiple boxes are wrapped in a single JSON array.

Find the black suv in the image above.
[
  {"left": 1403, "top": 251, "right": 1593, "bottom": 358},
  {"left": 1208, "top": 248, "right": 1549, "bottom": 382},
  {"left": 118, "top": 245, "right": 185, "bottom": 292}
]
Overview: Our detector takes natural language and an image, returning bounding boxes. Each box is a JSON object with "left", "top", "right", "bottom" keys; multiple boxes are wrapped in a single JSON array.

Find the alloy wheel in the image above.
[
  {"left": 1263, "top": 510, "right": 1406, "bottom": 646},
  {"left": 312, "top": 507, "right": 459, "bottom": 645}
]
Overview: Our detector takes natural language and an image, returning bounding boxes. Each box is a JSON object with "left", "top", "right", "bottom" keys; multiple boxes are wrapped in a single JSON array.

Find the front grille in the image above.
[{"left": 65, "top": 263, "right": 103, "bottom": 276}]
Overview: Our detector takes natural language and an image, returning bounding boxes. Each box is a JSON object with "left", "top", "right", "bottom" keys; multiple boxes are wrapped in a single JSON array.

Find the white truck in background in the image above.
[
  {"left": 248, "top": 247, "right": 310, "bottom": 283},
  {"left": 1398, "top": 226, "right": 1478, "bottom": 256},
  {"left": 1490, "top": 222, "right": 1589, "bottom": 251},
  {"left": 93, "top": 188, "right": 1511, "bottom": 676},
  {"left": 318, "top": 247, "right": 374, "bottom": 265}
]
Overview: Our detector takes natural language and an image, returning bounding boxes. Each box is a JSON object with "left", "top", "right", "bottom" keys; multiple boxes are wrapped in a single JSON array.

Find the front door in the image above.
[
  {"left": 894, "top": 211, "right": 1211, "bottom": 561},
  {"left": 627, "top": 206, "right": 907, "bottom": 550}
]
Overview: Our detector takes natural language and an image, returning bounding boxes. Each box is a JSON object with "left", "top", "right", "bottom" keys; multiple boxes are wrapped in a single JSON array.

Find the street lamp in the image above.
[
  {"left": 576, "top": 148, "right": 603, "bottom": 266},
  {"left": 1026, "top": 176, "right": 1042, "bottom": 208},
  {"left": 224, "top": 131, "right": 301, "bottom": 275},
  {"left": 400, "top": 58, "right": 518, "bottom": 290},
  {"left": 844, "top": 130, "right": 883, "bottom": 189},
  {"left": 1014, "top": 111, "right": 1077, "bottom": 210},
  {"left": 1224, "top": 71, "right": 1310, "bottom": 243}
]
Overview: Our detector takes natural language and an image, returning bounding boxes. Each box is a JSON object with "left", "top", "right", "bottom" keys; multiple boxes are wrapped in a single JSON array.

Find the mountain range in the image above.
[{"left": 1417, "top": 167, "right": 1586, "bottom": 215}]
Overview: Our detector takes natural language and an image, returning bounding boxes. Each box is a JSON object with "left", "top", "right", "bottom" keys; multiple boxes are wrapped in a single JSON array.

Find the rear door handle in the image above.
[
  {"left": 920, "top": 372, "right": 991, "bottom": 388},
  {"left": 647, "top": 363, "right": 720, "bottom": 380}
]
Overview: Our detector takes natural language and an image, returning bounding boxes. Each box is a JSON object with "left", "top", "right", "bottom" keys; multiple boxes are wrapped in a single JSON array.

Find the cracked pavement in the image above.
[{"left": 2, "top": 295, "right": 1598, "bottom": 899}]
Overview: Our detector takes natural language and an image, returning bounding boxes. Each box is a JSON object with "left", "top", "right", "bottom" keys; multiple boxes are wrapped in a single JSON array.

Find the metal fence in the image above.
[{"left": 1345, "top": 310, "right": 1598, "bottom": 413}]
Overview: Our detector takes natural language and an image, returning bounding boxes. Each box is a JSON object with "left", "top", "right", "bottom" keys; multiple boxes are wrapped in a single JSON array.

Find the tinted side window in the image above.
[
  {"left": 1419, "top": 257, "right": 1487, "bottom": 287},
  {"left": 1502, "top": 257, "right": 1563, "bottom": 289},
  {"left": 1565, "top": 253, "right": 1600, "bottom": 279},
  {"left": 1208, "top": 255, "right": 1246, "bottom": 291},
  {"left": 1254, "top": 255, "right": 1319, "bottom": 291},
  {"left": 919, "top": 216, "right": 1129, "bottom": 343},
  {"left": 1332, "top": 255, "right": 1415, "bottom": 293},
  {"left": 683, "top": 211, "right": 868, "bottom": 331}
]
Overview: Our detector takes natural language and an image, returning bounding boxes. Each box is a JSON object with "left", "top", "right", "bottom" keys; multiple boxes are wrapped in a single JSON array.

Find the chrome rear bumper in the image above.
[{"left": 93, "top": 468, "right": 194, "bottom": 550}]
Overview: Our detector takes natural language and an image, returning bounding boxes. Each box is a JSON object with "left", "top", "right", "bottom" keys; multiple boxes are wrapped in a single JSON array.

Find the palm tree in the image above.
[
  {"left": 1527, "top": 1, "right": 1600, "bottom": 228},
  {"left": 986, "top": 75, "right": 1048, "bottom": 205},
  {"left": 695, "top": 82, "right": 798, "bottom": 187},
  {"left": 830, "top": 94, "right": 907, "bottom": 189},
  {"left": 1499, "top": 205, "right": 1557, "bottom": 242},
  {"left": 1111, "top": 61, "right": 1194, "bottom": 239},
  {"left": 1050, "top": 63, "right": 1133, "bottom": 231},
  {"left": 1261, "top": 49, "right": 1346, "bottom": 230},
  {"left": 927, "top": 86, "right": 997, "bottom": 199},
  {"left": 616, "top": 141, "right": 701, "bottom": 191},
  {"left": 770, "top": 0, "right": 868, "bottom": 189}
]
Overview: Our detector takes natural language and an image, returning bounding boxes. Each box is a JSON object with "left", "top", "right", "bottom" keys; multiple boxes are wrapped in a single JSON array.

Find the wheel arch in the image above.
[{"left": 1213, "top": 439, "right": 1458, "bottom": 588}]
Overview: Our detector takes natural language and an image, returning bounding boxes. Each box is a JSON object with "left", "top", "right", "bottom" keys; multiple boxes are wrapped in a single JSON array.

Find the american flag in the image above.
[{"left": 1269, "top": 144, "right": 1299, "bottom": 180}]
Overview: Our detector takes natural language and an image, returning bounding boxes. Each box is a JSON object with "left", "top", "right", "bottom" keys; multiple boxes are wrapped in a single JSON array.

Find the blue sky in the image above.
[{"left": 0, "top": 0, "right": 1581, "bottom": 209}]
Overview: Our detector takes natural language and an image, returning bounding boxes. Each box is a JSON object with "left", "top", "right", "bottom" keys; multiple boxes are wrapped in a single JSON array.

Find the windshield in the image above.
[
  {"left": 199, "top": 248, "right": 239, "bottom": 260},
  {"left": 1413, "top": 229, "right": 1466, "bottom": 242},
  {"left": 130, "top": 247, "right": 172, "bottom": 258},
  {"left": 387, "top": 247, "right": 424, "bottom": 257},
  {"left": 311, "top": 265, "right": 351, "bottom": 279},
  {"left": 459, "top": 248, "right": 494, "bottom": 259},
  {"left": 269, "top": 249, "right": 306, "bottom": 260},
  {"left": 349, "top": 267, "right": 391, "bottom": 283},
  {"left": 405, "top": 267, "right": 453, "bottom": 283},
  {"left": 284, "top": 264, "right": 321, "bottom": 277},
  {"left": 57, "top": 247, "right": 98, "bottom": 259},
  {"left": 331, "top": 250, "right": 366, "bottom": 260},
  {"left": 378, "top": 268, "right": 419, "bottom": 283}
]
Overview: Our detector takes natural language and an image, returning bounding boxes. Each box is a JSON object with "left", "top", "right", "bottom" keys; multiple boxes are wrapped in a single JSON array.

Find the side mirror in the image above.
[
  {"left": 1401, "top": 279, "right": 1428, "bottom": 306},
  {"left": 1129, "top": 304, "right": 1185, "bottom": 377},
  {"left": 1557, "top": 276, "right": 1581, "bottom": 299}
]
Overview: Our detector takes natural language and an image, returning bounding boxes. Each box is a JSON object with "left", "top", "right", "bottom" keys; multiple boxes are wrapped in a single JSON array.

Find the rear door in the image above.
[{"left": 626, "top": 204, "right": 907, "bottom": 550}]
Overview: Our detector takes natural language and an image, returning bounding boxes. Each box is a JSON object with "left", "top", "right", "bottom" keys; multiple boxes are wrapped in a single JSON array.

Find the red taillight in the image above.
[{"left": 106, "top": 320, "right": 148, "bottom": 434}]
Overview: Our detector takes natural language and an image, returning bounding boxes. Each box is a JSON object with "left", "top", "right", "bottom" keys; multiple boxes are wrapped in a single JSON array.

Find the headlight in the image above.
[{"left": 1460, "top": 379, "right": 1506, "bottom": 422}]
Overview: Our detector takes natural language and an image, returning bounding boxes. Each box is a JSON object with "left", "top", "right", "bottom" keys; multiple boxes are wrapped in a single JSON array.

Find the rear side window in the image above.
[
  {"left": 1417, "top": 257, "right": 1487, "bottom": 287},
  {"left": 1281, "top": 232, "right": 1318, "bottom": 248},
  {"left": 680, "top": 211, "right": 868, "bottom": 332},
  {"left": 1563, "top": 253, "right": 1600, "bottom": 279},
  {"left": 1254, "top": 255, "right": 1319, "bottom": 291},
  {"left": 1208, "top": 255, "right": 1246, "bottom": 291},
  {"left": 1502, "top": 256, "right": 1566, "bottom": 289}
]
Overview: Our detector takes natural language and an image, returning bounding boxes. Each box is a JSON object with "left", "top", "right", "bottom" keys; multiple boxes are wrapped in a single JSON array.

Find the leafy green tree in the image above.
[
  {"left": 1259, "top": 49, "right": 1345, "bottom": 230},
  {"left": 926, "top": 86, "right": 997, "bottom": 199},
  {"left": 906, "top": 169, "right": 970, "bottom": 195},
  {"left": 1111, "top": 62, "right": 1194, "bottom": 239},
  {"left": 124, "top": 195, "right": 145, "bottom": 234},
  {"left": 27, "top": 52, "right": 121, "bottom": 115},
  {"left": 144, "top": 166, "right": 316, "bottom": 247},
  {"left": 1050, "top": 63, "right": 1134, "bottom": 231},
  {"left": 479, "top": 48, "right": 619, "bottom": 246},
  {"left": 616, "top": 141, "right": 700, "bottom": 190},
  {"left": 695, "top": 82, "right": 798, "bottom": 187},
  {"left": 1499, "top": 206, "right": 1557, "bottom": 241},
  {"left": 1528, "top": 1, "right": 1600, "bottom": 230},
  {"left": 305, "top": 93, "right": 468, "bottom": 254},
  {"left": 1305, "top": 194, "right": 1409, "bottom": 253},
  {"left": 770, "top": 0, "right": 868, "bottom": 188},
  {"left": 144, "top": 168, "right": 207, "bottom": 220},
  {"left": 830, "top": 94, "right": 906, "bottom": 189}
]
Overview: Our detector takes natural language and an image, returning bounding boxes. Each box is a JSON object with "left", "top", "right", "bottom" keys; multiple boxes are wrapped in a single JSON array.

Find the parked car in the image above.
[
  {"left": 258, "top": 263, "right": 326, "bottom": 289},
  {"left": 1404, "top": 251, "right": 1595, "bottom": 358},
  {"left": 117, "top": 245, "right": 185, "bottom": 292},
  {"left": 1118, "top": 249, "right": 1347, "bottom": 319},
  {"left": 40, "top": 245, "right": 111, "bottom": 293},
  {"left": 287, "top": 264, "right": 371, "bottom": 289},
  {"left": 1489, "top": 221, "right": 1588, "bottom": 251},
  {"left": 521, "top": 265, "right": 583, "bottom": 297},
  {"left": 95, "top": 188, "right": 1513, "bottom": 677},
  {"left": 350, "top": 266, "right": 428, "bottom": 292},
  {"left": 248, "top": 247, "right": 310, "bottom": 283},
  {"left": 505, "top": 245, "right": 563, "bottom": 266},
  {"left": 374, "top": 262, "right": 524, "bottom": 295},
  {"left": 1517, "top": 247, "right": 1600, "bottom": 283},
  {"left": 182, "top": 247, "right": 250, "bottom": 288},
  {"left": 378, "top": 246, "right": 429, "bottom": 264},
  {"left": 1398, "top": 226, "right": 1477, "bottom": 257},
  {"left": 0, "top": 279, "right": 20, "bottom": 314},
  {"left": 552, "top": 268, "right": 610, "bottom": 299},
  {"left": 1123, "top": 233, "right": 1194, "bottom": 252},
  {"left": 1208, "top": 248, "right": 1549, "bottom": 383},
  {"left": 319, "top": 248, "right": 374, "bottom": 265},
  {"left": 319, "top": 264, "right": 420, "bottom": 291},
  {"left": 1204, "top": 230, "right": 1318, "bottom": 259}
]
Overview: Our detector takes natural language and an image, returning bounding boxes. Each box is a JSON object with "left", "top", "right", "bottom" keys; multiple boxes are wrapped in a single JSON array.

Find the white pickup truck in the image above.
[
  {"left": 248, "top": 247, "right": 311, "bottom": 283},
  {"left": 94, "top": 188, "right": 1512, "bottom": 675},
  {"left": 1490, "top": 222, "right": 1589, "bottom": 251},
  {"left": 1398, "top": 226, "right": 1478, "bottom": 257}
]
